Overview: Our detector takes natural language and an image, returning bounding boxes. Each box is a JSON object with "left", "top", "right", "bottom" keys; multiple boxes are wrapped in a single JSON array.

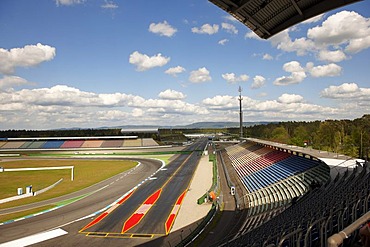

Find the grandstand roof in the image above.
[
  {"left": 121, "top": 128, "right": 159, "bottom": 133},
  {"left": 209, "top": 0, "right": 362, "bottom": 39}
]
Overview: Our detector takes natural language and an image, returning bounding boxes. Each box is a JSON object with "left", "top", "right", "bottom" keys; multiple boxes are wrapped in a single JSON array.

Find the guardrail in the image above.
[
  {"left": 175, "top": 203, "right": 218, "bottom": 247},
  {"left": 328, "top": 211, "right": 370, "bottom": 247}
]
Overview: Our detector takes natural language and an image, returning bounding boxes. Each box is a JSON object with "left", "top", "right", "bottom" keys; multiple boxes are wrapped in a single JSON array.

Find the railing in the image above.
[
  {"left": 175, "top": 203, "right": 218, "bottom": 247},
  {"left": 328, "top": 211, "right": 370, "bottom": 247}
]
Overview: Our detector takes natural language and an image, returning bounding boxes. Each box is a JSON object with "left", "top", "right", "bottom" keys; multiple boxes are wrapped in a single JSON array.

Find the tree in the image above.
[
  {"left": 271, "top": 126, "right": 290, "bottom": 144},
  {"left": 290, "top": 125, "right": 309, "bottom": 147}
]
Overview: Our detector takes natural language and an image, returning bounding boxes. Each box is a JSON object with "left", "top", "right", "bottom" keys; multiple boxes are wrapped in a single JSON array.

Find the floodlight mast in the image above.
[{"left": 238, "top": 86, "right": 243, "bottom": 140}]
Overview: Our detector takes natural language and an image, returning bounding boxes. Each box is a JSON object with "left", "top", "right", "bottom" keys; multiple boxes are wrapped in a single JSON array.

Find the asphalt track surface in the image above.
[{"left": 0, "top": 139, "right": 208, "bottom": 246}]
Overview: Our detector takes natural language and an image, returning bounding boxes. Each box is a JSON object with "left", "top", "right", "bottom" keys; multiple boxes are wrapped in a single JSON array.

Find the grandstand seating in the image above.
[
  {"left": 61, "top": 140, "right": 84, "bottom": 148},
  {"left": 225, "top": 162, "right": 369, "bottom": 246},
  {"left": 19, "top": 141, "right": 32, "bottom": 149},
  {"left": 100, "top": 140, "right": 124, "bottom": 148},
  {"left": 220, "top": 141, "right": 369, "bottom": 247},
  {"left": 222, "top": 141, "right": 331, "bottom": 218},
  {"left": 26, "top": 141, "right": 46, "bottom": 149},
  {"left": 80, "top": 140, "right": 104, "bottom": 148},
  {"left": 1, "top": 141, "right": 25, "bottom": 149},
  {"left": 42, "top": 140, "right": 65, "bottom": 149},
  {"left": 142, "top": 138, "right": 159, "bottom": 146},
  {"left": 0, "top": 138, "right": 159, "bottom": 150},
  {"left": 122, "top": 139, "right": 142, "bottom": 147}
]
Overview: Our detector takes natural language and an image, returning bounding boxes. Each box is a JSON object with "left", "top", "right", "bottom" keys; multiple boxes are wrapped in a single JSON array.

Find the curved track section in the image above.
[
  {"left": 0, "top": 139, "right": 208, "bottom": 247},
  {"left": 0, "top": 158, "right": 162, "bottom": 246}
]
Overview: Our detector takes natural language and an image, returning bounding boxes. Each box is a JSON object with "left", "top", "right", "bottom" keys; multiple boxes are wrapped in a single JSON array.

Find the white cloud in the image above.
[
  {"left": 249, "top": 11, "right": 370, "bottom": 65},
  {"left": 223, "top": 15, "right": 238, "bottom": 22},
  {"left": 320, "top": 82, "right": 370, "bottom": 100},
  {"left": 283, "top": 61, "right": 305, "bottom": 73},
  {"left": 202, "top": 95, "right": 237, "bottom": 109},
  {"left": 218, "top": 39, "right": 229, "bottom": 45},
  {"left": 191, "top": 24, "right": 219, "bottom": 35},
  {"left": 221, "top": 23, "right": 238, "bottom": 34},
  {"left": 346, "top": 35, "right": 370, "bottom": 54},
  {"left": 270, "top": 30, "right": 315, "bottom": 56},
  {"left": 245, "top": 31, "right": 261, "bottom": 40},
  {"left": 222, "top": 73, "right": 249, "bottom": 84},
  {"left": 149, "top": 21, "right": 177, "bottom": 37},
  {"left": 189, "top": 67, "right": 211, "bottom": 83},
  {"left": 201, "top": 94, "right": 340, "bottom": 120},
  {"left": 0, "top": 43, "right": 56, "bottom": 75},
  {"left": 307, "top": 62, "right": 342, "bottom": 77},
  {"left": 273, "top": 72, "right": 306, "bottom": 86},
  {"left": 1, "top": 81, "right": 367, "bottom": 129},
  {"left": 278, "top": 93, "right": 304, "bottom": 104},
  {"left": 317, "top": 50, "right": 347, "bottom": 62},
  {"left": 132, "top": 108, "right": 144, "bottom": 117},
  {"left": 262, "top": 53, "right": 273, "bottom": 60},
  {"left": 129, "top": 51, "right": 170, "bottom": 71},
  {"left": 55, "top": 0, "right": 84, "bottom": 6},
  {"left": 0, "top": 85, "right": 130, "bottom": 107},
  {"left": 274, "top": 60, "right": 342, "bottom": 85},
  {"left": 0, "top": 84, "right": 213, "bottom": 129},
  {"left": 101, "top": 0, "right": 118, "bottom": 9},
  {"left": 251, "top": 75, "right": 266, "bottom": 89},
  {"left": 165, "top": 66, "right": 185, "bottom": 76},
  {"left": 308, "top": 11, "right": 368, "bottom": 45},
  {"left": 308, "top": 11, "right": 370, "bottom": 54},
  {"left": 301, "top": 14, "right": 324, "bottom": 24},
  {"left": 0, "top": 76, "right": 33, "bottom": 89},
  {"left": 158, "top": 89, "right": 186, "bottom": 100},
  {"left": 273, "top": 61, "right": 306, "bottom": 86},
  {"left": 136, "top": 99, "right": 208, "bottom": 115}
]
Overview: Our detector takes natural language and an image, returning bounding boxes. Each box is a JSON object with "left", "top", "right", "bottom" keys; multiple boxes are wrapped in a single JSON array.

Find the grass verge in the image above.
[
  {"left": 0, "top": 205, "right": 55, "bottom": 223},
  {"left": 0, "top": 159, "right": 137, "bottom": 210}
]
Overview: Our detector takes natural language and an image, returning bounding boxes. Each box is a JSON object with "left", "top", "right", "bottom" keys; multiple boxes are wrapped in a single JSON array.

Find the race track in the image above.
[{"left": 0, "top": 139, "right": 208, "bottom": 247}]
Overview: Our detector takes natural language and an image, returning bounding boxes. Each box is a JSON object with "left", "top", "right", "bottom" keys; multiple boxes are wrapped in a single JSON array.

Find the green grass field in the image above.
[
  {"left": 0, "top": 159, "right": 137, "bottom": 210},
  {"left": 0, "top": 154, "right": 174, "bottom": 223}
]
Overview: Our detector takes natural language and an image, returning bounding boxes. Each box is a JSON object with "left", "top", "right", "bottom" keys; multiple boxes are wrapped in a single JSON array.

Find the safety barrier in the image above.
[
  {"left": 328, "top": 211, "right": 370, "bottom": 247},
  {"left": 175, "top": 203, "right": 217, "bottom": 247}
]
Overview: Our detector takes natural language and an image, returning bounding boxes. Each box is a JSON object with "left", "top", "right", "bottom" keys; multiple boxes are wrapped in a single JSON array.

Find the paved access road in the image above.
[{"left": 0, "top": 139, "right": 208, "bottom": 247}]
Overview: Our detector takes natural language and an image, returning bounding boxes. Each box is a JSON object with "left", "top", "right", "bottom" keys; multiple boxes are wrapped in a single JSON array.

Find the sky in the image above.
[{"left": 0, "top": 0, "right": 369, "bottom": 130}]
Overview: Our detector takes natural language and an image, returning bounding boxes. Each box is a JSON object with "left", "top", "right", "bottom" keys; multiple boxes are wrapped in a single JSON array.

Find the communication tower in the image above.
[{"left": 238, "top": 86, "right": 243, "bottom": 140}]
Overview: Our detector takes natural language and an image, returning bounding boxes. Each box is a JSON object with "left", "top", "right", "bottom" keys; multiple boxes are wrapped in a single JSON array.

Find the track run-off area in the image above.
[{"left": 0, "top": 138, "right": 209, "bottom": 246}]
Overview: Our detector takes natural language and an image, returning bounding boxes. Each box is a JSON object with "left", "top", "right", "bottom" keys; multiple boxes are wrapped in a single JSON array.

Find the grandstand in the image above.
[
  {"left": 221, "top": 141, "right": 330, "bottom": 215},
  {"left": 217, "top": 140, "right": 369, "bottom": 246},
  {"left": 0, "top": 136, "right": 159, "bottom": 151}
]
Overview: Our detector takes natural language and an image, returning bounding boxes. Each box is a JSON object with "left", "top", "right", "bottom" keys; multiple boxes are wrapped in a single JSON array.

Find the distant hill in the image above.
[
  {"left": 112, "top": 121, "right": 271, "bottom": 130},
  {"left": 52, "top": 121, "right": 272, "bottom": 131},
  {"left": 178, "top": 122, "right": 270, "bottom": 129}
]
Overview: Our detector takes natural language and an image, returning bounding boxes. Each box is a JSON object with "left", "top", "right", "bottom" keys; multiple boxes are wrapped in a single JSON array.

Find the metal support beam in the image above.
[
  {"left": 290, "top": 0, "right": 303, "bottom": 15},
  {"left": 232, "top": 0, "right": 252, "bottom": 13}
]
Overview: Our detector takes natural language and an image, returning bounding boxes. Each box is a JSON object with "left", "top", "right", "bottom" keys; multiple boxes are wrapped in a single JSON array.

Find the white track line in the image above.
[{"left": 0, "top": 228, "right": 67, "bottom": 247}]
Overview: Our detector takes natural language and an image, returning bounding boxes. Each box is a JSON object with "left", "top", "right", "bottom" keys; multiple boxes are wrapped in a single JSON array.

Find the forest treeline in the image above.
[
  {"left": 243, "top": 115, "right": 369, "bottom": 159},
  {"left": 1, "top": 115, "right": 368, "bottom": 159}
]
